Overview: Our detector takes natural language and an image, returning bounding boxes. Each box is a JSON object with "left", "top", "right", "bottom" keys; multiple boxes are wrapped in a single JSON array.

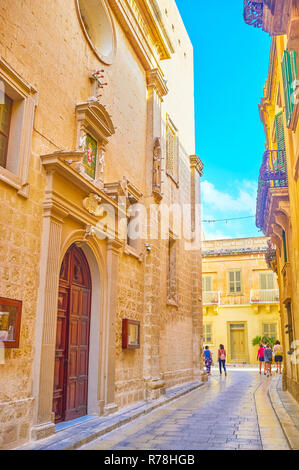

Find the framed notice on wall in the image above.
[
  {"left": 0, "top": 297, "right": 22, "bottom": 348},
  {"left": 122, "top": 319, "right": 140, "bottom": 350}
]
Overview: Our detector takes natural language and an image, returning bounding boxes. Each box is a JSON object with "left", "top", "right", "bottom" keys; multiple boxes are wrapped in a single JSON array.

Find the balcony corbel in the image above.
[{"left": 275, "top": 211, "right": 289, "bottom": 233}]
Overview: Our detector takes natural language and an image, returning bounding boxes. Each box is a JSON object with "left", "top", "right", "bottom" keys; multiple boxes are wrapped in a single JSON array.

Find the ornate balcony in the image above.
[
  {"left": 202, "top": 291, "right": 221, "bottom": 306},
  {"left": 250, "top": 289, "right": 279, "bottom": 303},
  {"left": 243, "top": 0, "right": 291, "bottom": 36},
  {"left": 256, "top": 150, "right": 288, "bottom": 233},
  {"left": 243, "top": 0, "right": 264, "bottom": 29}
]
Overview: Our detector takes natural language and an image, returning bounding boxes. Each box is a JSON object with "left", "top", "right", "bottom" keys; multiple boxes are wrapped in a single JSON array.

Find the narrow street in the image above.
[{"left": 80, "top": 371, "right": 290, "bottom": 451}]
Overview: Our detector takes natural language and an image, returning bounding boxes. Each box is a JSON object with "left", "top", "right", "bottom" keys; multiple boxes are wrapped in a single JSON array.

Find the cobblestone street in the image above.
[{"left": 80, "top": 371, "right": 290, "bottom": 451}]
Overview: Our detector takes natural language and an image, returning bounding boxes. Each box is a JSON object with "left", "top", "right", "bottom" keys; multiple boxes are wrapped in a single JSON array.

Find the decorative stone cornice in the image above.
[
  {"left": 190, "top": 155, "right": 204, "bottom": 176},
  {"left": 103, "top": 177, "right": 143, "bottom": 203},
  {"left": 108, "top": 0, "right": 173, "bottom": 71},
  {"left": 146, "top": 68, "right": 168, "bottom": 100},
  {"left": 202, "top": 247, "right": 267, "bottom": 257},
  {"left": 40, "top": 151, "right": 124, "bottom": 214},
  {"left": 0, "top": 56, "right": 38, "bottom": 101},
  {"left": 76, "top": 100, "right": 115, "bottom": 145}
]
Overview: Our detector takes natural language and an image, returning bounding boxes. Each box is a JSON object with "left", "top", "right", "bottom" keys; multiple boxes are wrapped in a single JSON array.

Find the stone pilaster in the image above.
[
  {"left": 189, "top": 155, "right": 206, "bottom": 381},
  {"left": 143, "top": 216, "right": 165, "bottom": 400},
  {"left": 103, "top": 239, "right": 122, "bottom": 415},
  {"left": 142, "top": 69, "right": 168, "bottom": 400},
  {"left": 31, "top": 204, "right": 68, "bottom": 440}
]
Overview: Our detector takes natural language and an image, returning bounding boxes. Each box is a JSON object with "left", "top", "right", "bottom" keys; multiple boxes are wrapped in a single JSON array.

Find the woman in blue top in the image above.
[{"left": 204, "top": 346, "right": 212, "bottom": 375}]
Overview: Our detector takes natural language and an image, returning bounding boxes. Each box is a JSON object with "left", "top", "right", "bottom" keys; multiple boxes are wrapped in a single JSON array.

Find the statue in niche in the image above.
[
  {"left": 98, "top": 147, "right": 105, "bottom": 174},
  {"left": 153, "top": 137, "right": 162, "bottom": 193},
  {"left": 79, "top": 129, "right": 87, "bottom": 152}
]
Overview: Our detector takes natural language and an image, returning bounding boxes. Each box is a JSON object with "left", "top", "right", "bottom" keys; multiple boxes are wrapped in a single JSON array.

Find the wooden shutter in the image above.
[
  {"left": 204, "top": 324, "right": 212, "bottom": 343},
  {"left": 229, "top": 271, "right": 241, "bottom": 293},
  {"left": 235, "top": 271, "right": 241, "bottom": 292},
  {"left": 263, "top": 323, "right": 277, "bottom": 339},
  {"left": 282, "top": 50, "right": 297, "bottom": 127},
  {"left": 166, "top": 119, "right": 179, "bottom": 182},
  {"left": 282, "top": 230, "right": 288, "bottom": 263},
  {"left": 282, "top": 51, "right": 293, "bottom": 126},
  {"left": 274, "top": 112, "right": 287, "bottom": 186},
  {"left": 229, "top": 271, "right": 235, "bottom": 293},
  {"left": 203, "top": 276, "right": 212, "bottom": 292},
  {"left": 260, "top": 272, "right": 274, "bottom": 290}
]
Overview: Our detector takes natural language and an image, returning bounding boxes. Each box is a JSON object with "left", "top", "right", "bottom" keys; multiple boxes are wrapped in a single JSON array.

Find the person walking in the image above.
[
  {"left": 264, "top": 344, "right": 273, "bottom": 377},
  {"left": 203, "top": 346, "right": 212, "bottom": 376},
  {"left": 257, "top": 343, "right": 265, "bottom": 375},
  {"left": 273, "top": 340, "right": 283, "bottom": 374},
  {"left": 218, "top": 344, "right": 227, "bottom": 376}
]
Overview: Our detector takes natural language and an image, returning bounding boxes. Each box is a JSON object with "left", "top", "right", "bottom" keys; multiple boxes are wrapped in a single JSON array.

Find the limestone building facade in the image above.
[
  {"left": 202, "top": 237, "right": 281, "bottom": 364},
  {"left": 0, "top": 0, "right": 204, "bottom": 449},
  {"left": 244, "top": 0, "right": 299, "bottom": 403}
]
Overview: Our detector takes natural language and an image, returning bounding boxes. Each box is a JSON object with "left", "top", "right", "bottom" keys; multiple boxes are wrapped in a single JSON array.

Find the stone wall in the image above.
[{"left": 0, "top": 0, "right": 202, "bottom": 447}]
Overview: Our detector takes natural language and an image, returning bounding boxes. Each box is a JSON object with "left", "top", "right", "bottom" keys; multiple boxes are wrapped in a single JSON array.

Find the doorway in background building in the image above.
[
  {"left": 52, "top": 244, "right": 92, "bottom": 424},
  {"left": 228, "top": 323, "right": 248, "bottom": 363}
]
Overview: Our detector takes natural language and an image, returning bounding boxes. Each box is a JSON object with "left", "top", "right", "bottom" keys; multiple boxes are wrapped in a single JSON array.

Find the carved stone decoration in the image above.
[
  {"left": 83, "top": 193, "right": 102, "bottom": 216},
  {"left": 265, "top": 239, "right": 277, "bottom": 273},
  {"left": 75, "top": 99, "right": 115, "bottom": 189},
  {"left": 98, "top": 147, "right": 106, "bottom": 174},
  {"left": 89, "top": 70, "right": 107, "bottom": 101},
  {"left": 153, "top": 138, "right": 162, "bottom": 194},
  {"left": 79, "top": 129, "right": 87, "bottom": 152}
]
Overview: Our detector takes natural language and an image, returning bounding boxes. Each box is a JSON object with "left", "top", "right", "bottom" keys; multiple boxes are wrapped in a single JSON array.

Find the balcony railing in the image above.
[
  {"left": 243, "top": 0, "right": 264, "bottom": 29},
  {"left": 243, "top": 1, "right": 291, "bottom": 36},
  {"left": 250, "top": 289, "right": 280, "bottom": 304},
  {"left": 256, "top": 150, "right": 288, "bottom": 231},
  {"left": 202, "top": 291, "right": 221, "bottom": 306}
]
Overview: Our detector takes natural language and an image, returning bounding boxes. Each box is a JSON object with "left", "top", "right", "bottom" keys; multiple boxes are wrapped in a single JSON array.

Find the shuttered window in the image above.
[
  {"left": 203, "top": 324, "right": 213, "bottom": 344},
  {"left": 281, "top": 50, "right": 297, "bottom": 127},
  {"left": 259, "top": 272, "right": 274, "bottom": 290},
  {"left": 282, "top": 230, "right": 288, "bottom": 263},
  {"left": 274, "top": 112, "right": 287, "bottom": 187},
  {"left": 263, "top": 323, "right": 277, "bottom": 340},
  {"left": 166, "top": 117, "right": 179, "bottom": 183},
  {"left": 228, "top": 270, "right": 241, "bottom": 293},
  {"left": 202, "top": 276, "right": 212, "bottom": 292}
]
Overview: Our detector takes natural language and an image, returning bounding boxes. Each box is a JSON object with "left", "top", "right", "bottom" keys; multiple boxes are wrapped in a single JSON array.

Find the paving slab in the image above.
[
  {"left": 268, "top": 375, "right": 299, "bottom": 450},
  {"left": 81, "top": 370, "right": 283, "bottom": 451},
  {"left": 18, "top": 381, "right": 204, "bottom": 450}
]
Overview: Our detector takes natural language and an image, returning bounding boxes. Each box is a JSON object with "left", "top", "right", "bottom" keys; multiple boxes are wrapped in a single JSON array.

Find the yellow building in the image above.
[
  {"left": 244, "top": 0, "right": 299, "bottom": 403},
  {"left": 0, "top": 0, "right": 204, "bottom": 449},
  {"left": 202, "top": 237, "right": 281, "bottom": 364}
]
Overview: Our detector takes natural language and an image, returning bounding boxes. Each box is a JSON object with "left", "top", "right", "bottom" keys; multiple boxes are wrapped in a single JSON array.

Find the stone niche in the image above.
[{"left": 75, "top": 99, "right": 115, "bottom": 189}]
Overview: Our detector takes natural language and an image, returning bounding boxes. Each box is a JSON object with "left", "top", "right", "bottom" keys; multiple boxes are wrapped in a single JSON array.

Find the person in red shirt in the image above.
[
  {"left": 218, "top": 344, "right": 227, "bottom": 376},
  {"left": 257, "top": 344, "right": 265, "bottom": 375}
]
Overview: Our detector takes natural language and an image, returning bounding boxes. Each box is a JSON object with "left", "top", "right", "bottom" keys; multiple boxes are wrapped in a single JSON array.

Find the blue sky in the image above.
[{"left": 175, "top": 0, "right": 271, "bottom": 240}]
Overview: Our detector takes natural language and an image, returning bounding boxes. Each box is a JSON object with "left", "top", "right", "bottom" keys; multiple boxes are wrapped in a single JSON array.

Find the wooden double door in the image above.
[
  {"left": 229, "top": 323, "right": 247, "bottom": 363},
  {"left": 53, "top": 245, "right": 92, "bottom": 423}
]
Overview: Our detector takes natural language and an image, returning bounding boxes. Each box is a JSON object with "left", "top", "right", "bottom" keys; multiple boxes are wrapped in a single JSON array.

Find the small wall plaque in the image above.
[
  {"left": 122, "top": 319, "right": 140, "bottom": 350},
  {"left": 0, "top": 297, "right": 22, "bottom": 348}
]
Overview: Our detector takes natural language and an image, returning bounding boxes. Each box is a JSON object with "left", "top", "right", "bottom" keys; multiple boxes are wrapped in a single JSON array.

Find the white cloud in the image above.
[
  {"left": 201, "top": 180, "right": 257, "bottom": 215},
  {"left": 202, "top": 228, "right": 231, "bottom": 241}
]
